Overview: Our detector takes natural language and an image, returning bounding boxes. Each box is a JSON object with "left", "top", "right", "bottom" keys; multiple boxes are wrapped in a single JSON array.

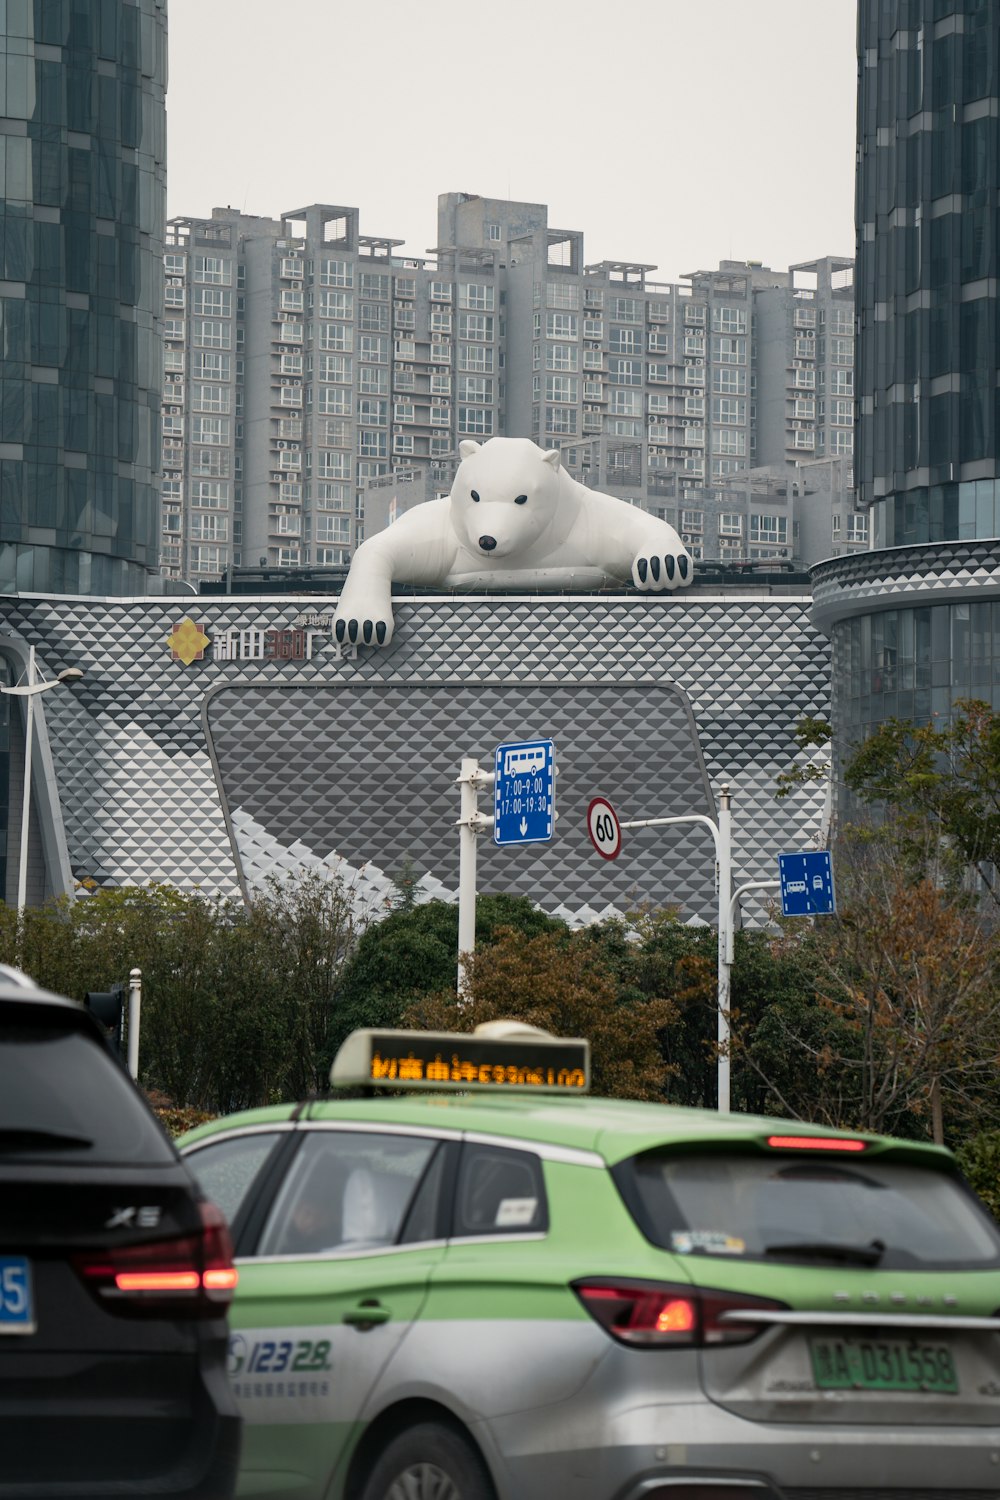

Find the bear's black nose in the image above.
[{"left": 479, "top": 535, "right": 497, "bottom": 552}]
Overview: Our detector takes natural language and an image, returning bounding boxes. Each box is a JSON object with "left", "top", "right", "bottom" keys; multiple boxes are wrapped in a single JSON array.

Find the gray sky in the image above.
[{"left": 167, "top": 0, "right": 858, "bottom": 285}]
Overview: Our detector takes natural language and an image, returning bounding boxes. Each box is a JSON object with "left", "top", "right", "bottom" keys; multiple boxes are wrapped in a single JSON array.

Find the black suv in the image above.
[{"left": 0, "top": 968, "right": 240, "bottom": 1499}]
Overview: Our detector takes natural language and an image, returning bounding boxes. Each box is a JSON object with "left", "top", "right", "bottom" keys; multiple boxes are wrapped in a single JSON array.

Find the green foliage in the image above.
[
  {"left": 774, "top": 715, "right": 832, "bottom": 800},
  {"left": 327, "top": 895, "right": 566, "bottom": 1063},
  {"left": 954, "top": 1131, "right": 1000, "bottom": 1221},
  {"left": 844, "top": 699, "right": 1000, "bottom": 901},
  {"left": 0, "top": 872, "right": 360, "bottom": 1114},
  {"left": 401, "top": 925, "right": 677, "bottom": 1102}
]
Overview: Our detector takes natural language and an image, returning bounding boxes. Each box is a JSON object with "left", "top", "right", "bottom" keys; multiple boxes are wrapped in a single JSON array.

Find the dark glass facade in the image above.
[
  {"left": 832, "top": 599, "right": 1000, "bottom": 735},
  {"left": 0, "top": 0, "right": 166, "bottom": 594},
  {"left": 856, "top": 0, "right": 1000, "bottom": 545}
]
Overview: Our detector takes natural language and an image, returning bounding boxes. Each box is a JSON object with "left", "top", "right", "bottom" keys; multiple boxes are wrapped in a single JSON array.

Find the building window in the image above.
[
  {"left": 190, "top": 514, "right": 228, "bottom": 542},
  {"left": 457, "top": 376, "right": 493, "bottom": 403},
  {"left": 610, "top": 297, "right": 641, "bottom": 323},
  {"left": 193, "top": 288, "right": 233, "bottom": 317},
  {"left": 319, "top": 290, "right": 353, "bottom": 320},
  {"left": 459, "top": 283, "right": 495, "bottom": 312},
  {"left": 458, "top": 345, "right": 494, "bottom": 373},
  {"left": 360, "top": 303, "right": 388, "bottom": 332},
  {"left": 546, "top": 282, "right": 580, "bottom": 311},
  {"left": 358, "top": 334, "right": 388, "bottom": 363},
  {"left": 546, "top": 343, "right": 578, "bottom": 372},
  {"left": 545, "top": 407, "right": 578, "bottom": 435},
  {"left": 719, "top": 513, "right": 743, "bottom": 536},
  {"left": 190, "top": 546, "right": 227, "bottom": 573},
  {"left": 711, "top": 336, "right": 746, "bottom": 365},
  {"left": 458, "top": 407, "right": 495, "bottom": 436},
  {"left": 608, "top": 358, "right": 642, "bottom": 386},
  {"left": 459, "top": 313, "right": 495, "bottom": 342},
  {"left": 712, "top": 397, "right": 746, "bottom": 425},
  {"left": 711, "top": 306, "right": 747, "bottom": 334},
  {"left": 194, "top": 256, "right": 232, "bottom": 285},
  {"left": 320, "top": 260, "right": 353, "bottom": 287},
  {"left": 749, "top": 514, "right": 788, "bottom": 546},
  {"left": 545, "top": 312, "right": 577, "bottom": 340}
]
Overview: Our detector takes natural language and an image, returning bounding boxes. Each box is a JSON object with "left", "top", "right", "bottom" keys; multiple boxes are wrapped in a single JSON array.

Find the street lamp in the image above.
[{"left": 0, "top": 648, "right": 83, "bottom": 918}]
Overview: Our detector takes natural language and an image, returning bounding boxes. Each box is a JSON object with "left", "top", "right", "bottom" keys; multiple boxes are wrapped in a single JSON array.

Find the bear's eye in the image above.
[
  {"left": 514, "top": 494, "right": 528, "bottom": 505},
  {"left": 471, "top": 489, "right": 480, "bottom": 502}
]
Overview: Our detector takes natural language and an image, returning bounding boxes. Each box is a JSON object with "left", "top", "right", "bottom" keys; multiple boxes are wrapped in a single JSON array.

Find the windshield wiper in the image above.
[
  {"left": 0, "top": 1127, "right": 93, "bottom": 1150},
  {"left": 764, "top": 1238, "right": 886, "bottom": 1266}
]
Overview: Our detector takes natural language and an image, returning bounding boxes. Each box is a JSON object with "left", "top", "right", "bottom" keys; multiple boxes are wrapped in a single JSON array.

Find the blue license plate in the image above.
[{"left": 0, "top": 1256, "right": 35, "bottom": 1334}]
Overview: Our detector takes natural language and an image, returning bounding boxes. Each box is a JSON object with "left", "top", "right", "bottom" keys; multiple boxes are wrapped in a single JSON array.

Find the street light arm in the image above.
[
  {"left": 619, "top": 813, "right": 722, "bottom": 862},
  {"left": 0, "top": 667, "right": 83, "bottom": 697}
]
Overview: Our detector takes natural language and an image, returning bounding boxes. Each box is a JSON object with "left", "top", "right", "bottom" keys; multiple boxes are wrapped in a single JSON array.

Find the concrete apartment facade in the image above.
[{"left": 160, "top": 194, "right": 869, "bottom": 585}]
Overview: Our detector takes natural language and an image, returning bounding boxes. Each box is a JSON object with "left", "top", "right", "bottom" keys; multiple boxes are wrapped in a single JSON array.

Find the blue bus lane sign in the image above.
[
  {"left": 493, "top": 740, "right": 555, "bottom": 846},
  {"left": 778, "top": 850, "right": 836, "bottom": 916}
]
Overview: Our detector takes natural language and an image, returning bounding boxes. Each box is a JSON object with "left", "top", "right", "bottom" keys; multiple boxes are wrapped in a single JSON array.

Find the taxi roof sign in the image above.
[{"left": 330, "top": 1024, "right": 590, "bottom": 1094}]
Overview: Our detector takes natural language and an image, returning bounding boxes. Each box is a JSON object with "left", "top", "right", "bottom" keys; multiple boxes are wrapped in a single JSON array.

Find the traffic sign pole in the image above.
[
  {"left": 455, "top": 757, "right": 494, "bottom": 999},
  {"left": 615, "top": 782, "right": 735, "bottom": 1113}
]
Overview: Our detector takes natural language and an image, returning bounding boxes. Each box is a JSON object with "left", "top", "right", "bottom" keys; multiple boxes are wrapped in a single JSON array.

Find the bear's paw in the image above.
[
  {"left": 333, "top": 603, "right": 394, "bottom": 649},
  {"left": 631, "top": 548, "right": 691, "bottom": 592}
]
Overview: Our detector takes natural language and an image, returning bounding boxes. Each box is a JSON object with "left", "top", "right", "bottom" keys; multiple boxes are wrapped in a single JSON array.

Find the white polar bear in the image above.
[{"left": 333, "top": 437, "right": 693, "bottom": 647}]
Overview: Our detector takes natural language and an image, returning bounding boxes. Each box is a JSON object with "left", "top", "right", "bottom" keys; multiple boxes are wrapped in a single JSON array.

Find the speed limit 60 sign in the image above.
[{"left": 587, "top": 797, "right": 622, "bottom": 860}]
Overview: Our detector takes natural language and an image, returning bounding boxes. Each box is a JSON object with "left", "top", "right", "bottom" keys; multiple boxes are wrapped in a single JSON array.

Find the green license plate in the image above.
[{"left": 809, "top": 1336, "right": 958, "bottom": 1393}]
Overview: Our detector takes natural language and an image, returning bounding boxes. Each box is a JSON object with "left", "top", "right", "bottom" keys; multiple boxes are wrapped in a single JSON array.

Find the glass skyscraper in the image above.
[
  {"left": 814, "top": 0, "right": 1000, "bottom": 775},
  {"left": 0, "top": 0, "right": 166, "bottom": 594},
  {"left": 856, "top": 0, "right": 1000, "bottom": 546}
]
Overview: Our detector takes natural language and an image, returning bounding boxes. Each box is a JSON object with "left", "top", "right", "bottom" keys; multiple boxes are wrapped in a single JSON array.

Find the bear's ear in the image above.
[
  {"left": 459, "top": 440, "right": 481, "bottom": 460},
  {"left": 541, "top": 448, "right": 561, "bottom": 471}
]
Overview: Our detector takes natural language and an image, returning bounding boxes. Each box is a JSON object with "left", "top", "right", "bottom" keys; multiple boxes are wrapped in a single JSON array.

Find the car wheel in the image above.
[{"left": 361, "top": 1422, "right": 494, "bottom": 1500}]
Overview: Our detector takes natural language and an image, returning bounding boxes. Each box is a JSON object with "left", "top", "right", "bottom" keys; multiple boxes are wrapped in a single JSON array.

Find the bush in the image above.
[{"left": 954, "top": 1130, "right": 1000, "bottom": 1221}]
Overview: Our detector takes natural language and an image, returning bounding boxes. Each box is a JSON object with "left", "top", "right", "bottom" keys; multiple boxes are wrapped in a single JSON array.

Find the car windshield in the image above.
[
  {"left": 0, "top": 1022, "right": 175, "bottom": 1164},
  {"left": 616, "top": 1150, "right": 1000, "bottom": 1270}
]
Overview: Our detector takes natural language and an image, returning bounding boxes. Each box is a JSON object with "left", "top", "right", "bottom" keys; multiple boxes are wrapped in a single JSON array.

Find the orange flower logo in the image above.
[{"left": 166, "top": 618, "right": 210, "bottom": 666}]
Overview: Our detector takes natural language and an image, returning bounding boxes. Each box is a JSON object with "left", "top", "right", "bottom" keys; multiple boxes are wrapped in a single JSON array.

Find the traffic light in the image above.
[{"left": 84, "top": 983, "right": 126, "bottom": 1059}]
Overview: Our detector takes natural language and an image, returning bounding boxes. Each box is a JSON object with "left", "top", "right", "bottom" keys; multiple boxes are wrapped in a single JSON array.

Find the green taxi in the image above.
[{"left": 180, "top": 1022, "right": 1000, "bottom": 1500}]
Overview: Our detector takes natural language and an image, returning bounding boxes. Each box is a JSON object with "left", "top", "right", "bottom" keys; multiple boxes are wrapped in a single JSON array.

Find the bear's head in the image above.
[{"left": 451, "top": 438, "right": 562, "bottom": 560}]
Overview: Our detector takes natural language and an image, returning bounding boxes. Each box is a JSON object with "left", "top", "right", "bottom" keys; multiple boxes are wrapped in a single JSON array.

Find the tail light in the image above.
[
  {"left": 74, "top": 1200, "right": 238, "bottom": 1317},
  {"left": 766, "top": 1134, "right": 867, "bottom": 1152},
  {"left": 572, "top": 1277, "right": 787, "bottom": 1348}
]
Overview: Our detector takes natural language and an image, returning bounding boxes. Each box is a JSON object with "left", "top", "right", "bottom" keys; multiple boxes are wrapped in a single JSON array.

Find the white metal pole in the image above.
[
  {"left": 716, "top": 784, "right": 732, "bottom": 1114},
  {"left": 127, "top": 967, "right": 142, "bottom": 1081},
  {"left": 457, "top": 757, "right": 479, "bottom": 998},
  {"left": 16, "top": 646, "right": 36, "bottom": 923}
]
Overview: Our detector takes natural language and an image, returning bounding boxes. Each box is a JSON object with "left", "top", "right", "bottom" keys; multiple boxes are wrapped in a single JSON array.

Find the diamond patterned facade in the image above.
[
  {"left": 0, "top": 590, "right": 831, "bottom": 927},
  {"left": 812, "top": 542, "right": 1000, "bottom": 632}
]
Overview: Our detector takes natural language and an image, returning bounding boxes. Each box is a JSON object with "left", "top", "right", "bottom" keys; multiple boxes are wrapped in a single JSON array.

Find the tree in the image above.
[
  {"left": 0, "top": 872, "right": 363, "bottom": 1113},
  {"left": 327, "top": 895, "right": 567, "bottom": 1062},
  {"left": 844, "top": 698, "right": 1000, "bottom": 903},
  {"left": 774, "top": 715, "right": 833, "bottom": 800},
  {"left": 401, "top": 925, "right": 677, "bottom": 1102},
  {"left": 739, "top": 828, "right": 1000, "bottom": 1143}
]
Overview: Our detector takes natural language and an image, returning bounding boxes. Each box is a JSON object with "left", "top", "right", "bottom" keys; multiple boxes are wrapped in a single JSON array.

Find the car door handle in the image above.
[{"left": 342, "top": 1300, "right": 391, "bottom": 1329}]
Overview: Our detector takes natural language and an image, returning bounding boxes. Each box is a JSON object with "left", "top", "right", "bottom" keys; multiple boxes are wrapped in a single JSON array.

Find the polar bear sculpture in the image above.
[{"left": 333, "top": 437, "right": 692, "bottom": 647}]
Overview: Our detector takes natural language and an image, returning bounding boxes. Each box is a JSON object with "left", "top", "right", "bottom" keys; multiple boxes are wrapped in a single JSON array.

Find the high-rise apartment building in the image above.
[
  {"left": 161, "top": 194, "right": 863, "bottom": 582},
  {"left": 0, "top": 0, "right": 166, "bottom": 594},
  {"left": 814, "top": 0, "right": 1000, "bottom": 762}
]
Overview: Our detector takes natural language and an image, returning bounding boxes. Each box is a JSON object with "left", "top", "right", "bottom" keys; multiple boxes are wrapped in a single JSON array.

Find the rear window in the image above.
[
  {"left": 616, "top": 1150, "right": 1000, "bottom": 1271},
  {"left": 0, "top": 1022, "right": 175, "bottom": 1164}
]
